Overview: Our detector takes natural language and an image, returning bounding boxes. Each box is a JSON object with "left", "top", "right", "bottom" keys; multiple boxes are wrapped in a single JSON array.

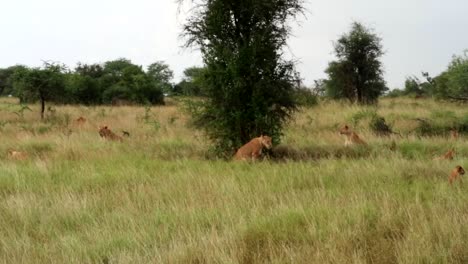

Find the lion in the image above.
[
  {"left": 449, "top": 165, "right": 465, "bottom": 185},
  {"left": 75, "top": 116, "right": 86, "bottom": 126},
  {"left": 233, "top": 135, "right": 273, "bottom": 161},
  {"left": 7, "top": 150, "right": 28, "bottom": 161},
  {"left": 98, "top": 125, "right": 123, "bottom": 142},
  {"left": 433, "top": 149, "right": 455, "bottom": 161},
  {"left": 450, "top": 128, "right": 459, "bottom": 140},
  {"left": 339, "top": 125, "right": 367, "bottom": 146}
]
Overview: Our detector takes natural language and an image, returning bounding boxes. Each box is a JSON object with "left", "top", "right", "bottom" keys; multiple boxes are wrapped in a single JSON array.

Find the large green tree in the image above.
[
  {"left": 66, "top": 63, "right": 105, "bottom": 104},
  {"left": 325, "top": 22, "right": 387, "bottom": 104},
  {"left": 181, "top": 0, "right": 304, "bottom": 155},
  {"left": 147, "top": 61, "right": 174, "bottom": 93},
  {"left": 0, "top": 65, "right": 28, "bottom": 96},
  {"left": 13, "top": 62, "right": 67, "bottom": 119},
  {"left": 434, "top": 52, "right": 468, "bottom": 100},
  {"left": 100, "top": 58, "right": 164, "bottom": 105}
]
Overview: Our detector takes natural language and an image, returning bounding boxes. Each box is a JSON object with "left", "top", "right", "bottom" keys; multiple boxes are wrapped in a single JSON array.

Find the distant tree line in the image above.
[
  {"left": 311, "top": 21, "right": 468, "bottom": 104},
  {"left": 0, "top": 59, "right": 173, "bottom": 107},
  {"left": 386, "top": 51, "right": 468, "bottom": 100}
]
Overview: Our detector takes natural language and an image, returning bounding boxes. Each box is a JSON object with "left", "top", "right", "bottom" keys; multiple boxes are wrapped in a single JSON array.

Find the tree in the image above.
[
  {"left": 311, "top": 79, "right": 327, "bottom": 97},
  {"left": 147, "top": 61, "right": 174, "bottom": 93},
  {"left": 0, "top": 65, "right": 28, "bottom": 96},
  {"left": 403, "top": 76, "right": 422, "bottom": 96},
  {"left": 12, "top": 62, "right": 67, "bottom": 119},
  {"left": 173, "top": 66, "right": 208, "bottom": 96},
  {"left": 66, "top": 63, "right": 105, "bottom": 104},
  {"left": 440, "top": 52, "right": 468, "bottom": 99},
  {"left": 385, "top": 88, "right": 405, "bottom": 98},
  {"left": 181, "top": 0, "right": 304, "bottom": 155},
  {"left": 325, "top": 22, "right": 387, "bottom": 104},
  {"left": 100, "top": 58, "right": 164, "bottom": 105}
]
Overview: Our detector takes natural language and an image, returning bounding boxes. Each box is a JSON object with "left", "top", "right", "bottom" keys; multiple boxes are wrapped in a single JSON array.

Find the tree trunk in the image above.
[{"left": 40, "top": 96, "right": 45, "bottom": 120}]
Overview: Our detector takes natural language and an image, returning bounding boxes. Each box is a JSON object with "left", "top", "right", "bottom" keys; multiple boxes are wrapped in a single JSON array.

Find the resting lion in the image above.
[
  {"left": 7, "top": 150, "right": 28, "bottom": 161},
  {"left": 98, "top": 125, "right": 123, "bottom": 142}
]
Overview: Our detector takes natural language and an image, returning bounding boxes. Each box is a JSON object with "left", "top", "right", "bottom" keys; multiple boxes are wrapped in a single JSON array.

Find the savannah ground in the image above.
[{"left": 1, "top": 97, "right": 468, "bottom": 263}]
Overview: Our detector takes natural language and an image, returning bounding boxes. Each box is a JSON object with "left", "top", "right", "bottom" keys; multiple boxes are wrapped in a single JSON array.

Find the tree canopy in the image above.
[
  {"left": 325, "top": 22, "right": 387, "bottom": 104},
  {"left": 181, "top": 0, "right": 305, "bottom": 156},
  {"left": 2, "top": 59, "right": 169, "bottom": 109}
]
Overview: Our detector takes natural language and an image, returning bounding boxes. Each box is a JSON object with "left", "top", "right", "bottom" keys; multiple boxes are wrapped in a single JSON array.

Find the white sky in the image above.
[{"left": 1, "top": 0, "right": 467, "bottom": 89}]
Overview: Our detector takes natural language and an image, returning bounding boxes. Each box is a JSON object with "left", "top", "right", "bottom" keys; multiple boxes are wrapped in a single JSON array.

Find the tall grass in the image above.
[{"left": 1, "top": 97, "right": 468, "bottom": 263}]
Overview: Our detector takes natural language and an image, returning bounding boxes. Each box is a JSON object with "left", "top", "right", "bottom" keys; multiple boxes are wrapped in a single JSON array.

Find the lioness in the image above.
[
  {"left": 339, "top": 125, "right": 367, "bottom": 146},
  {"left": 234, "top": 135, "right": 273, "bottom": 161},
  {"left": 76, "top": 116, "right": 86, "bottom": 125},
  {"left": 7, "top": 150, "right": 28, "bottom": 161},
  {"left": 433, "top": 149, "right": 455, "bottom": 161},
  {"left": 450, "top": 129, "right": 459, "bottom": 140},
  {"left": 449, "top": 165, "right": 465, "bottom": 185},
  {"left": 98, "top": 125, "right": 123, "bottom": 142}
]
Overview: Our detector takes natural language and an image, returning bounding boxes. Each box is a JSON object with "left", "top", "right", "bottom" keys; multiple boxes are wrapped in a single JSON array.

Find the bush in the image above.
[
  {"left": 349, "top": 109, "right": 378, "bottom": 126},
  {"left": 293, "top": 87, "right": 318, "bottom": 107},
  {"left": 370, "top": 115, "right": 394, "bottom": 136}
]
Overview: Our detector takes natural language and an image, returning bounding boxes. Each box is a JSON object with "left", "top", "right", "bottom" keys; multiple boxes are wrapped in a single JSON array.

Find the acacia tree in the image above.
[
  {"left": 325, "top": 22, "right": 387, "bottom": 104},
  {"left": 181, "top": 0, "right": 304, "bottom": 155},
  {"left": 13, "top": 62, "right": 66, "bottom": 120}
]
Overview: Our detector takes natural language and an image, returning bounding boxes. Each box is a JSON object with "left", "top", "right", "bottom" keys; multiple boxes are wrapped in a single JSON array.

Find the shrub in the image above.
[
  {"left": 293, "top": 87, "right": 318, "bottom": 107},
  {"left": 370, "top": 115, "right": 394, "bottom": 136}
]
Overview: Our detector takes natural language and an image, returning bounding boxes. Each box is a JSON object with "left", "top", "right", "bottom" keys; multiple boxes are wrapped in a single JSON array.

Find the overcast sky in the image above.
[{"left": 1, "top": 0, "right": 467, "bottom": 88}]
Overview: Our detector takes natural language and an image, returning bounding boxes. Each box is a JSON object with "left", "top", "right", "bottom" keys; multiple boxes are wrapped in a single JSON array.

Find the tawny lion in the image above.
[
  {"left": 233, "top": 135, "right": 273, "bottom": 161},
  {"left": 76, "top": 116, "right": 86, "bottom": 126},
  {"left": 98, "top": 125, "right": 123, "bottom": 142},
  {"left": 7, "top": 150, "right": 28, "bottom": 161},
  {"left": 449, "top": 165, "right": 465, "bottom": 185},
  {"left": 433, "top": 149, "right": 455, "bottom": 161},
  {"left": 450, "top": 128, "right": 459, "bottom": 140},
  {"left": 339, "top": 125, "right": 367, "bottom": 146}
]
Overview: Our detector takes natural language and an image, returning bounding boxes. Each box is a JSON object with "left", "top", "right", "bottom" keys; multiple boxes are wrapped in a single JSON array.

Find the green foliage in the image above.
[
  {"left": 65, "top": 73, "right": 102, "bottom": 105},
  {"left": 8, "top": 59, "right": 168, "bottom": 108},
  {"left": 432, "top": 51, "right": 468, "bottom": 100},
  {"left": 412, "top": 110, "right": 466, "bottom": 136},
  {"left": 12, "top": 104, "right": 32, "bottom": 119},
  {"left": 99, "top": 58, "right": 164, "bottom": 105},
  {"left": 147, "top": 61, "right": 174, "bottom": 94},
  {"left": 414, "top": 118, "right": 440, "bottom": 136},
  {"left": 369, "top": 115, "right": 394, "bottom": 136},
  {"left": 387, "top": 51, "right": 468, "bottom": 100},
  {"left": 12, "top": 62, "right": 67, "bottom": 119},
  {"left": 14, "top": 62, "right": 67, "bottom": 103},
  {"left": 385, "top": 89, "right": 405, "bottom": 98},
  {"left": 293, "top": 87, "right": 318, "bottom": 107},
  {"left": 173, "top": 66, "right": 208, "bottom": 96},
  {"left": 404, "top": 76, "right": 422, "bottom": 96},
  {"left": 182, "top": 0, "right": 304, "bottom": 156},
  {"left": 0, "top": 65, "right": 28, "bottom": 96},
  {"left": 325, "top": 22, "right": 387, "bottom": 104},
  {"left": 348, "top": 109, "right": 394, "bottom": 136},
  {"left": 349, "top": 109, "right": 378, "bottom": 126}
]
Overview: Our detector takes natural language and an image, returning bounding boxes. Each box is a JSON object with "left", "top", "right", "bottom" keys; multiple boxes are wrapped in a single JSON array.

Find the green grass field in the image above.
[{"left": 1, "top": 97, "right": 468, "bottom": 263}]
